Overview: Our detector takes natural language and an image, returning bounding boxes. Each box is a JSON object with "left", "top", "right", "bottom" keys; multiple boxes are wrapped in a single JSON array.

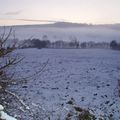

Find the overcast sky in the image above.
[{"left": 0, "top": 0, "right": 120, "bottom": 25}]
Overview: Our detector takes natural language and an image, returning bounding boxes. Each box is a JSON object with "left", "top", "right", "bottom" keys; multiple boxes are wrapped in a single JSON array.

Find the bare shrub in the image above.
[
  {"left": 0, "top": 28, "right": 23, "bottom": 91},
  {"left": 0, "top": 28, "right": 50, "bottom": 119}
]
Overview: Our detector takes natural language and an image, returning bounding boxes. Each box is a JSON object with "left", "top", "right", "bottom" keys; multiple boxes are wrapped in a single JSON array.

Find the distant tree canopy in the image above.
[
  {"left": 81, "top": 42, "right": 87, "bottom": 48},
  {"left": 21, "top": 37, "right": 110, "bottom": 49},
  {"left": 22, "top": 39, "right": 50, "bottom": 49},
  {"left": 110, "top": 40, "right": 120, "bottom": 50}
]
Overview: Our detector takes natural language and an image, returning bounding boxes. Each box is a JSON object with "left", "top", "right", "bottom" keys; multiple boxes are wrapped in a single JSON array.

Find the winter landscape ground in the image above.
[
  {"left": 1, "top": 0, "right": 120, "bottom": 119},
  {"left": 6, "top": 48, "right": 120, "bottom": 120}
]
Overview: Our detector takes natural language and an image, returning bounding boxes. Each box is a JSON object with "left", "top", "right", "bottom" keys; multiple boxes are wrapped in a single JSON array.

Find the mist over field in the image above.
[{"left": 0, "top": 22, "right": 120, "bottom": 42}]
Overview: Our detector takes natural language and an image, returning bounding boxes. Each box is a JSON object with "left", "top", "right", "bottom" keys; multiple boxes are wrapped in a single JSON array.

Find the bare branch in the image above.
[
  {"left": 18, "top": 59, "right": 49, "bottom": 81},
  {"left": 5, "top": 90, "right": 30, "bottom": 110}
]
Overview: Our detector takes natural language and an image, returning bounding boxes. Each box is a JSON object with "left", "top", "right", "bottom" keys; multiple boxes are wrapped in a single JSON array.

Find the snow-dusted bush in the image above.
[
  {"left": 0, "top": 28, "right": 22, "bottom": 90},
  {"left": 0, "top": 28, "right": 22, "bottom": 119}
]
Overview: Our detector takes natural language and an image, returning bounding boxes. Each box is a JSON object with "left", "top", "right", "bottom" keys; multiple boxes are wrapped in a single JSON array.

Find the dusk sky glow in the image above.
[{"left": 0, "top": 0, "right": 120, "bottom": 25}]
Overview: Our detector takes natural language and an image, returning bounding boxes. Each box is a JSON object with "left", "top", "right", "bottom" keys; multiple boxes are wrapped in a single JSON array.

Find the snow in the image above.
[
  {"left": 0, "top": 105, "right": 17, "bottom": 120},
  {"left": 0, "top": 111, "right": 17, "bottom": 120},
  {"left": 9, "top": 48, "right": 120, "bottom": 119},
  {"left": 0, "top": 105, "right": 4, "bottom": 111}
]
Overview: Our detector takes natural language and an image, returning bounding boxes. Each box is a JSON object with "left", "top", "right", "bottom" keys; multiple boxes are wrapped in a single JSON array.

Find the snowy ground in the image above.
[{"left": 9, "top": 48, "right": 120, "bottom": 119}]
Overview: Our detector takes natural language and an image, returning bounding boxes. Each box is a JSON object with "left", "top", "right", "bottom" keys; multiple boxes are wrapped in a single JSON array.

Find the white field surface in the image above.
[{"left": 9, "top": 48, "right": 120, "bottom": 119}]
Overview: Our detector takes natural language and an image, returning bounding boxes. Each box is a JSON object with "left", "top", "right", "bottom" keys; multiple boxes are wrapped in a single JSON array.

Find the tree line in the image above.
[
  {"left": 21, "top": 38, "right": 110, "bottom": 49},
  {"left": 110, "top": 40, "right": 120, "bottom": 50}
]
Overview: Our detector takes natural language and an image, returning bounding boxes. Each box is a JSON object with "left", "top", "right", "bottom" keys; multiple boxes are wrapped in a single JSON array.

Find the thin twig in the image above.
[{"left": 17, "top": 59, "right": 49, "bottom": 81}]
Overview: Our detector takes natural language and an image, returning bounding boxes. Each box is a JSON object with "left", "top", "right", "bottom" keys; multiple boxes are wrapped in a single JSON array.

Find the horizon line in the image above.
[{"left": 0, "top": 18, "right": 120, "bottom": 26}]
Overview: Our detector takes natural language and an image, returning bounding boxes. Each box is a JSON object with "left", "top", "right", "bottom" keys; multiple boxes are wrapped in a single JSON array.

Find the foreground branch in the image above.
[{"left": 5, "top": 90, "right": 30, "bottom": 111}]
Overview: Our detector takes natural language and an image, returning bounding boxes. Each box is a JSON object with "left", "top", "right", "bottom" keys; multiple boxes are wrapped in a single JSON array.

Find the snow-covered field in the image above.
[{"left": 9, "top": 48, "right": 120, "bottom": 119}]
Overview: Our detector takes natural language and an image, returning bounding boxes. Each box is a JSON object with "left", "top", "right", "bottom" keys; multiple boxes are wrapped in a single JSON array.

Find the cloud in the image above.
[
  {"left": 16, "top": 19, "right": 61, "bottom": 23},
  {"left": 5, "top": 10, "right": 22, "bottom": 15},
  {"left": 0, "top": 18, "right": 62, "bottom": 23}
]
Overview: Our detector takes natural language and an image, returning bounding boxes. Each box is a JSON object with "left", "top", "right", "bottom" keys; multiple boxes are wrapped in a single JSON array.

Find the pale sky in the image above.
[{"left": 0, "top": 0, "right": 120, "bottom": 25}]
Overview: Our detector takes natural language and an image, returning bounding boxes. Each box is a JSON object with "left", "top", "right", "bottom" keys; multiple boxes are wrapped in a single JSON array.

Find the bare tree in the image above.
[
  {"left": 0, "top": 28, "right": 23, "bottom": 91},
  {"left": 0, "top": 28, "right": 50, "bottom": 119}
]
